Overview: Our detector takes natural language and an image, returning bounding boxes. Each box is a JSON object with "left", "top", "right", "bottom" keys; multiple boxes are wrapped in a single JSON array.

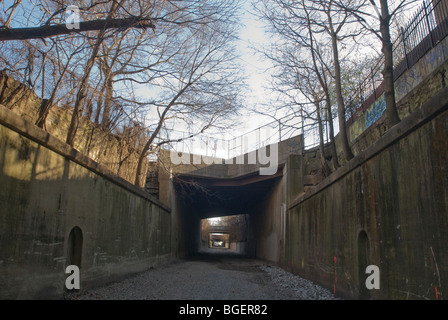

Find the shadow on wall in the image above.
[
  {"left": 286, "top": 86, "right": 448, "bottom": 299},
  {"left": 67, "top": 227, "right": 83, "bottom": 269},
  {"left": 0, "top": 110, "right": 171, "bottom": 299},
  {"left": 358, "top": 230, "right": 370, "bottom": 300}
]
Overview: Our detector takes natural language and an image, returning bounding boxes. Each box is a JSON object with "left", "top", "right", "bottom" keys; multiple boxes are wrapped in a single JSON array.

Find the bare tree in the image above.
[
  {"left": 331, "top": 0, "right": 421, "bottom": 128},
  {"left": 1, "top": 0, "right": 245, "bottom": 188},
  {"left": 133, "top": 16, "right": 244, "bottom": 186},
  {"left": 297, "top": 0, "right": 349, "bottom": 165},
  {"left": 0, "top": 0, "right": 155, "bottom": 42},
  {"left": 286, "top": 45, "right": 337, "bottom": 175},
  {"left": 312, "top": 0, "right": 359, "bottom": 161},
  {"left": 35, "top": 39, "right": 86, "bottom": 128},
  {"left": 65, "top": 1, "right": 127, "bottom": 146},
  {"left": 0, "top": 17, "right": 155, "bottom": 41},
  {"left": 255, "top": 0, "right": 358, "bottom": 168}
]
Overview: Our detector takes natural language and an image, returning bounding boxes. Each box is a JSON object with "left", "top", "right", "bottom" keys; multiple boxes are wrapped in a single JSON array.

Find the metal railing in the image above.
[
  {"left": 346, "top": 0, "right": 448, "bottom": 124},
  {"left": 155, "top": 109, "right": 330, "bottom": 159}
]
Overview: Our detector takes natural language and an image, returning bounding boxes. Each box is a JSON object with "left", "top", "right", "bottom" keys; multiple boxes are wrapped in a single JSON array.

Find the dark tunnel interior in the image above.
[{"left": 173, "top": 173, "right": 283, "bottom": 259}]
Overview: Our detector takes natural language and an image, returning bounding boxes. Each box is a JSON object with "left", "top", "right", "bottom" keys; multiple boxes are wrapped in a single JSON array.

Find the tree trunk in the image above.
[
  {"left": 36, "top": 99, "right": 50, "bottom": 128},
  {"left": 134, "top": 84, "right": 190, "bottom": 186},
  {"left": 94, "top": 83, "right": 105, "bottom": 125},
  {"left": 134, "top": 143, "right": 150, "bottom": 187},
  {"left": 35, "top": 53, "right": 73, "bottom": 128},
  {"left": 324, "top": 95, "right": 340, "bottom": 170},
  {"left": 66, "top": 0, "right": 125, "bottom": 146},
  {"left": 304, "top": 10, "right": 341, "bottom": 170},
  {"left": 331, "top": 31, "right": 354, "bottom": 161},
  {"left": 101, "top": 76, "right": 114, "bottom": 130},
  {"left": 66, "top": 36, "right": 103, "bottom": 146},
  {"left": 316, "top": 102, "right": 331, "bottom": 177},
  {"left": 380, "top": 0, "right": 400, "bottom": 128}
]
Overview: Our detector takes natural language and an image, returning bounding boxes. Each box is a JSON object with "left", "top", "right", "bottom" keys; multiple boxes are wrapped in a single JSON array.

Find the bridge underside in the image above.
[{"left": 173, "top": 167, "right": 285, "bottom": 260}]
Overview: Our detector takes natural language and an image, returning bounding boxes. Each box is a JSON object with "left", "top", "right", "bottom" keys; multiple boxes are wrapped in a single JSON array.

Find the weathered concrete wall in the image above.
[
  {"left": 348, "top": 31, "right": 448, "bottom": 143},
  {"left": 0, "top": 72, "right": 149, "bottom": 187},
  {"left": 0, "top": 105, "right": 171, "bottom": 299},
  {"left": 156, "top": 150, "right": 226, "bottom": 207},
  {"left": 251, "top": 176, "right": 285, "bottom": 263},
  {"left": 286, "top": 86, "right": 448, "bottom": 299},
  {"left": 176, "top": 135, "right": 303, "bottom": 180}
]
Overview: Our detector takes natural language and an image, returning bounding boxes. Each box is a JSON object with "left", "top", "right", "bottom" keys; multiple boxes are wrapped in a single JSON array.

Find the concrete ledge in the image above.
[
  {"left": 289, "top": 84, "right": 448, "bottom": 209},
  {"left": 0, "top": 104, "right": 170, "bottom": 212},
  {"left": 177, "top": 164, "right": 285, "bottom": 187},
  {"left": 180, "top": 135, "right": 303, "bottom": 180}
]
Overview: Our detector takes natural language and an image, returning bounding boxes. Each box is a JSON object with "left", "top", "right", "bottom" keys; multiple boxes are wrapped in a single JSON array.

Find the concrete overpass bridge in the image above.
[{"left": 164, "top": 135, "right": 304, "bottom": 262}]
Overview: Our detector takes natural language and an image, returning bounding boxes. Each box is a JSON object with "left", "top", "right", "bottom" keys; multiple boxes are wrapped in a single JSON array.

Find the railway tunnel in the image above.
[
  {"left": 173, "top": 169, "right": 284, "bottom": 259},
  {"left": 159, "top": 135, "right": 304, "bottom": 263}
]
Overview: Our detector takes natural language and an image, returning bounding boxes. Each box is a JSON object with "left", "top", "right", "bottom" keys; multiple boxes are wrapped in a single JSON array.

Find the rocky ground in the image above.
[{"left": 65, "top": 254, "right": 341, "bottom": 300}]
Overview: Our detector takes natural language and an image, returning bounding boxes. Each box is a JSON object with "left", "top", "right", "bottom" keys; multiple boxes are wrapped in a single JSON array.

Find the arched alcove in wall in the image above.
[
  {"left": 67, "top": 226, "right": 83, "bottom": 268},
  {"left": 358, "top": 230, "right": 370, "bottom": 300}
]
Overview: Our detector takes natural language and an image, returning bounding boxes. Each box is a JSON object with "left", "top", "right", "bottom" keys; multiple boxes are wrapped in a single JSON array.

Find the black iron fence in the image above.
[{"left": 346, "top": 0, "right": 448, "bottom": 124}]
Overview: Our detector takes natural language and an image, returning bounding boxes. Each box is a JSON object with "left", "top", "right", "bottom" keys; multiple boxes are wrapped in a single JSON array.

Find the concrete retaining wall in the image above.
[
  {"left": 0, "top": 105, "right": 171, "bottom": 299},
  {"left": 348, "top": 31, "right": 448, "bottom": 142},
  {"left": 285, "top": 86, "right": 448, "bottom": 299}
]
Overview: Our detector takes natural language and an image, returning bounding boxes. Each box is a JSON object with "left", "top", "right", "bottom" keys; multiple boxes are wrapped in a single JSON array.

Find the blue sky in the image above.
[{"left": 233, "top": 1, "right": 276, "bottom": 133}]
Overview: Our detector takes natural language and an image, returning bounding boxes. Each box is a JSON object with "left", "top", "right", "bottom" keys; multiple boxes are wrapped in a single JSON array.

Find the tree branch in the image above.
[{"left": 0, "top": 16, "right": 155, "bottom": 41}]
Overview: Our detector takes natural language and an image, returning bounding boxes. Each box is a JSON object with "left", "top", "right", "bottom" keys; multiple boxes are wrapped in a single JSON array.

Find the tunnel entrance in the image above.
[
  {"left": 200, "top": 215, "right": 249, "bottom": 255},
  {"left": 173, "top": 169, "right": 283, "bottom": 260}
]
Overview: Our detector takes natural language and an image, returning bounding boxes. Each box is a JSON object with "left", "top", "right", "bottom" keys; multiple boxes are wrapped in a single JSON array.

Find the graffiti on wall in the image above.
[
  {"left": 350, "top": 93, "right": 386, "bottom": 141},
  {"left": 365, "top": 94, "right": 386, "bottom": 128},
  {"left": 349, "top": 35, "right": 448, "bottom": 142}
]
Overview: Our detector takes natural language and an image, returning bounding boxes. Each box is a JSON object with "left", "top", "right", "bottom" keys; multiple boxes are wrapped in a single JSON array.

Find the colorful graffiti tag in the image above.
[
  {"left": 366, "top": 94, "right": 386, "bottom": 128},
  {"left": 350, "top": 94, "right": 386, "bottom": 141}
]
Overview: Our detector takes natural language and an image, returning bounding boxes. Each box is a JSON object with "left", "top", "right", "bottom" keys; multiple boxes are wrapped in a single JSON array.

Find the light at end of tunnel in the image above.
[{"left": 208, "top": 217, "right": 222, "bottom": 226}]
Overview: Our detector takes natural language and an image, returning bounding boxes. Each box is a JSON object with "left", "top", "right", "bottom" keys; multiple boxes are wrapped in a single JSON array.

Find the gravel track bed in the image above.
[{"left": 65, "top": 256, "right": 341, "bottom": 300}]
